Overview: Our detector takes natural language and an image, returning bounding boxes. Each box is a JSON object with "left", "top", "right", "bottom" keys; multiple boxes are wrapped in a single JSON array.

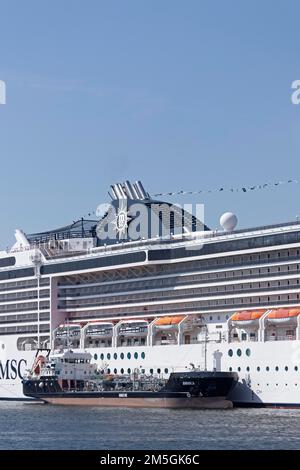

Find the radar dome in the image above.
[{"left": 220, "top": 212, "right": 238, "bottom": 232}]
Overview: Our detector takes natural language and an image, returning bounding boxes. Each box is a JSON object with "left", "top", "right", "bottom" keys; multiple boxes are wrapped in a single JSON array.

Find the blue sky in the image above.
[{"left": 0, "top": 1, "right": 300, "bottom": 246}]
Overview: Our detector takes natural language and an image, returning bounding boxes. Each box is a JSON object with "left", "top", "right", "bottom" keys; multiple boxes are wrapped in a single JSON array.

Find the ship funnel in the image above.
[
  {"left": 110, "top": 186, "right": 118, "bottom": 200},
  {"left": 124, "top": 181, "right": 135, "bottom": 199},
  {"left": 111, "top": 184, "right": 123, "bottom": 199},
  {"left": 116, "top": 183, "right": 127, "bottom": 199},
  {"left": 136, "top": 181, "right": 149, "bottom": 199}
]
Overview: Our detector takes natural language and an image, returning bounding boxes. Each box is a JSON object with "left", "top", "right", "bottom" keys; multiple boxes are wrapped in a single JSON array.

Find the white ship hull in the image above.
[{"left": 1, "top": 335, "right": 300, "bottom": 406}]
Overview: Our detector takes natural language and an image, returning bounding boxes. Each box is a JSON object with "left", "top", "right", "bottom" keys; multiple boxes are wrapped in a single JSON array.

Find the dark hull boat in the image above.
[{"left": 23, "top": 369, "right": 238, "bottom": 409}]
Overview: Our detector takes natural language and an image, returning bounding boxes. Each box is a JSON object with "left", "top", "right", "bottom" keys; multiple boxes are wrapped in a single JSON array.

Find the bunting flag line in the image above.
[
  {"left": 76, "top": 178, "right": 298, "bottom": 221},
  {"left": 151, "top": 178, "right": 298, "bottom": 197}
]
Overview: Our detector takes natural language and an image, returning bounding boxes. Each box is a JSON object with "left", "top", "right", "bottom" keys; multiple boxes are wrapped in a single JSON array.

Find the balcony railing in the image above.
[{"left": 266, "top": 335, "right": 296, "bottom": 341}]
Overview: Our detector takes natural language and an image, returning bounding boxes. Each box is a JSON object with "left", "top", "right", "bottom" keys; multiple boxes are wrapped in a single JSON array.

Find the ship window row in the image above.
[
  {"left": 41, "top": 251, "right": 147, "bottom": 275},
  {"left": 0, "top": 311, "right": 50, "bottom": 325},
  {"left": 0, "top": 278, "right": 38, "bottom": 292},
  {"left": 0, "top": 288, "right": 49, "bottom": 303},
  {"left": 58, "top": 263, "right": 300, "bottom": 297},
  {"left": 67, "top": 294, "right": 300, "bottom": 322},
  {"left": 0, "top": 323, "right": 50, "bottom": 336},
  {"left": 148, "top": 232, "right": 300, "bottom": 262},
  {"left": 61, "top": 275, "right": 300, "bottom": 302},
  {"left": 0, "top": 313, "right": 38, "bottom": 324},
  {"left": 94, "top": 351, "right": 146, "bottom": 361},
  {"left": 0, "top": 325, "right": 38, "bottom": 335},
  {"left": 58, "top": 248, "right": 300, "bottom": 292},
  {"left": 59, "top": 281, "right": 300, "bottom": 309},
  {"left": 0, "top": 268, "right": 35, "bottom": 281},
  {"left": 228, "top": 366, "right": 299, "bottom": 372},
  {"left": 0, "top": 300, "right": 50, "bottom": 313}
]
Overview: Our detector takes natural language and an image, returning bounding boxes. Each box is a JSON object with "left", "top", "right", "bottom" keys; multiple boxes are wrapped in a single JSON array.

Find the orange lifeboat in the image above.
[
  {"left": 267, "top": 308, "right": 300, "bottom": 325},
  {"left": 154, "top": 316, "right": 186, "bottom": 329},
  {"left": 230, "top": 310, "right": 266, "bottom": 327}
]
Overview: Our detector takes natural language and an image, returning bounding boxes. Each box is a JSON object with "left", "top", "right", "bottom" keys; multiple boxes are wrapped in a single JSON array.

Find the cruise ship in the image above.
[{"left": 1, "top": 180, "right": 300, "bottom": 407}]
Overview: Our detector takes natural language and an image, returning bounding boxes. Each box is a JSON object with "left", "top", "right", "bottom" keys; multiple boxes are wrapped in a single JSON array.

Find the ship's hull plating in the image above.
[
  {"left": 37, "top": 395, "right": 233, "bottom": 408},
  {"left": 2, "top": 336, "right": 300, "bottom": 406}
]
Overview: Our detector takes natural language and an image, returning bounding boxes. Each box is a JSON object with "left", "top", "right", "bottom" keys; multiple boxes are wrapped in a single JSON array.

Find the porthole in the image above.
[
  {"left": 266, "top": 366, "right": 269, "bottom": 371},
  {"left": 141, "top": 352, "right": 145, "bottom": 359},
  {"left": 246, "top": 367, "right": 250, "bottom": 372},
  {"left": 127, "top": 352, "right": 131, "bottom": 359},
  {"left": 257, "top": 367, "right": 260, "bottom": 372},
  {"left": 107, "top": 353, "right": 111, "bottom": 360},
  {"left": 150, "top": 368, "right": 154, "bottom": 374},
  {"left": 120, "top": 353, "right": 124, "bottom": 360},
  {"left": 100, "top": 353, "right": 104, "bottom": 360},
  {"left": 228, "top": 349, "right": 233, "bottom": 357},
  {"left": 114, "top": 353, "right": 118, "bottom": 360},
  {"left": 246, "top": 349, "right": 251, "bottom": 357},
  {"left": 275, "top": 367, "right": 279, "bottom": 371},
  {"left": 114, "top": 368, "right": 117, "bottom": 374},
  {"left": 238, "top": 367, "right": 241, "bottom": 372},
  {"left": 285, "top": 366, "right": 288, "bottom": 371},
  {"left": 295, "top": 366, "right": 298, "bottom": 371},
  {"left": 94, "top": 354, "right": 98, "bottom": 360},
  {"left": 120, "top": 368, "right": 124, "bottom": 374},
  {"left": 229, "top": 367, "right": 232, "bottom": 372},
  {"left": 127, "top": 368, "right": 131, "bottom": 374},
  {"left": 107, "top": 368, "right": 111, "bottom": 374},
  {"left": 237, "top": 349, "right": 242, "bottom": 357},
  {"left": 157, "top": 368, "right": 161, "bottom": 374},
  {"left": 134, "top": 352, "right": 138, "bottom": 359},
  {"left": 164, "top": 368, "right": 168, "bottom": 374}
]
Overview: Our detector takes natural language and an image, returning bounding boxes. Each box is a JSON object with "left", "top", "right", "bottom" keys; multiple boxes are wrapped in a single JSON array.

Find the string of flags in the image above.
[
  {"left": 76, "top": 178, "right": 298, "bottom": 221},
  {"left": 152, "top": 178, "right": 299, "bottom": 197}
]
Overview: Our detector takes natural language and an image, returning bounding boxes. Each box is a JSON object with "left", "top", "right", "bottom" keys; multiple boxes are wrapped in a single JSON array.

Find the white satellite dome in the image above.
[{"left": 220, "top": 212, "right": 238, "bottom": 232}]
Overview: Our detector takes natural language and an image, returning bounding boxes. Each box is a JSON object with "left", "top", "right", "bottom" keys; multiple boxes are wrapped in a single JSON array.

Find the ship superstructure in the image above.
[{"left": 1, "top": 181, "right": 300, "bottom": 406}]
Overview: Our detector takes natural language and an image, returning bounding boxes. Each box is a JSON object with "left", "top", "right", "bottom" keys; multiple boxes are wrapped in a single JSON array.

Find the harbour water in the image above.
[{"left": 1, "top": 402, "right": 300, "bottom": 450}]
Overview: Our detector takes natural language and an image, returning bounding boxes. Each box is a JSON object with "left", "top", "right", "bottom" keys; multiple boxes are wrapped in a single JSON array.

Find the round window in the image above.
[
  {"left": 228, "top": 349, "right": 233, "bottom": 357},
  {"left": 246, "top": 348, "right": 251, "bottom": 357},
  {"left": 237, "top": 349, "right": 242, "bottom": 357}
]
